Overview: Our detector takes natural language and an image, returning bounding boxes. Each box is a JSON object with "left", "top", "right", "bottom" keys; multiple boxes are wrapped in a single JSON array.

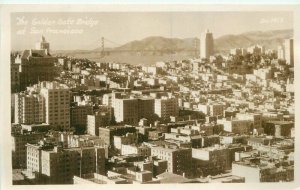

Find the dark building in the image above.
[
  {"left": 14, "top": 37, "right": 57, "bottom": 92},
  {"left": 192, "top": 146, "right": 231, "bottom": 177},
  {"left": 26, "top": 143, "right": 106, "bottom": 184},
  {"left": 11, "top": 131, "right": 45, "bottom": 169},
  {"left": 70, "top": 104, "right": 93, "bottom": 134},
  {"left": 98, "top": 125, "right": 136, "bottom": 146},
  {"left": 11, "top": 58, "right": 20, "bottom": 93},
  {"left": 264, "top": 121, "right": 294, "bottom": 138}
]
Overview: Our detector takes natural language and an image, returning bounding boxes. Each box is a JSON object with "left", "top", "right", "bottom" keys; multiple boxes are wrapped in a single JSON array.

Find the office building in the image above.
[
  {"left": 14, "top": 92, "right": 45, "bottom": 125},
  {"left": 18, "top": 37, "right": 57, "bottom": 91},
  {"left": 11, "top": 55, "right": 21, "bottom": 93},
  {"left": 200, "top": 29, "right": 214, "bottom": 59},
  {"left": 39, "top": 81, "right": 71, "bottom": 130},
  {"left": 232, "top": 159, "right": 293, "bottom": 182},
  {"left": 217, "top": 118, "right": 252, "bottom": 134},
  {"left": 121, "top": 144, "right": 151, "bottom": 157},
  {"left": 264, "top": 121, "right": 294, "bottom": 138},
  {"left": 70, "top": 104, "right": 93, "bottom": 131},
  {"left": 284, "top": 39, "right": 294, "bottom": 65},
  {"left": 236, "top": 113, "right": 262, "bottom": 130},
  {"left": 192, "top": 146, "right": 230, "bottom": 177},
  {"left": 87, "top": 112, "right": 110, "bottom": 136},
  {"left": 154, "top": 97, "right": 179, "bottom": 122},
  {"left": 277, "top": 45, "right": 285, "bottom": 60},
  {"left": 114, "top": 133, "right": 137, "bottom": 150},
  {"left": 112, "top": 93, "right": 155, "bottom": 125},
  {"left": 26, "top": 143, "right": 106, "bottom": 184},
  {"left": 12, "top": 131, "right": 44, "bottom": 169},
  {"left": 198, "top": 103, "right": 224, "bottom": 117},
  {"left": 151, "top": 146, "right": 192, "bottom": 177},
  {"left": 113, "top": 98, "right": 139, "bottom": 124},
  {"left": 98, "top": 125, "right": 136, "bottom": 146}
]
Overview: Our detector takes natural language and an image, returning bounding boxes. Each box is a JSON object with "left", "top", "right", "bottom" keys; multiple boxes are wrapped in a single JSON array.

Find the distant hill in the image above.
[
  {"left": 51, "top": 29, "right": 293, "bottom": 65},
  {"left": 214, "top": 29, "right": 293, "bottom": 52},
  {"left": 114, "top": 36, "right": 197, "bottom": 52},
  {"left": 106, "top": 29, "right": 293, "bottom": 53}
]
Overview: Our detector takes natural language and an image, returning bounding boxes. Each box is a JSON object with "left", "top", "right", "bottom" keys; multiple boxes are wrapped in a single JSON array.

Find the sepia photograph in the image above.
[{"left": 1, "top": 3, "right": 300, "bottom": 190}]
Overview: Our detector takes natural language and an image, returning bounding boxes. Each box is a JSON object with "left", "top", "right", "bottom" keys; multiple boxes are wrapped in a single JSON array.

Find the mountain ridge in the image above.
[{"left": 51, "top": 29, "right": 293, "bottom": 55}]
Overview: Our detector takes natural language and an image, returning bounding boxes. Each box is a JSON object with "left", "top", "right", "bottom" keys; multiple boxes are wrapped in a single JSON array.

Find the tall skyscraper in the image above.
[
  {"left": 200, "top": 29, "right": 214, "bottom": 59},
  {"left": 284, "top": 39, "right": 294, "bottom": 65},
  {"left": 16, "top": 36, "right": 57, "bottom": 92},
  {"left": 40, "top": 82, "right": 71, "bottom": 131}
]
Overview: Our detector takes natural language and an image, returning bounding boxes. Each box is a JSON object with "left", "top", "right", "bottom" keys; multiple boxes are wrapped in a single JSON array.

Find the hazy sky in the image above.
[{"left": 11, "top": 12, "right": 293, "bottom": 50}]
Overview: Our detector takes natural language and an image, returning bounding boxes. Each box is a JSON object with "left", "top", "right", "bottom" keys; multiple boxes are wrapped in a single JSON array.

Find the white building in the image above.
[
  {"left": 14, "top": 92, "right": 45, "bottom": 124},
  {"left": 121, "top": 144, "right": 151, "bottom": 157},
  {"left": 198, "top": 103, "right": 224, "bottom": 117},
  {"left": 114, "top": 133, "right": 137, "bottom": 150},
  {"left": 217, "top": 118, "right": 252, "bottom": 134}
]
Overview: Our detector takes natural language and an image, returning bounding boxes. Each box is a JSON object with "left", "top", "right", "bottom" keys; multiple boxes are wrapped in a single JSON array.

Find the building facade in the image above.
[
  {"left": 40, "top": 82, "right": 71, "bottom": 130},
  {"left": 14, "top": 93, "right": 45, "bottom": 124},
  {"left": 87, "top": 112, "right": 111, "bottom": 136},
  {"left": 12, "top": 132, "right": 44, "bottom": 169},
  {"left": 154, "top": 97, "right": 179, "bottom": 122},
  {"left": 284, "top": 39, "right": 294, "bottom": 65},
  {"left": 200, "top": 29, "right": 214, "bottom": 59},
  {"left": 26, "top": 144, "right": 106, "bottom": 184},
  {"left": 18, "top": 37, "right": 57, "bottom": 91},
  {"left": 151, "top": 146, "right": 192, "bottom": 177}
]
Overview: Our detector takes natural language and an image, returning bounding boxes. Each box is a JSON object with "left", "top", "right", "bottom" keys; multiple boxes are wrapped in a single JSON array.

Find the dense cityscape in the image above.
[{"left": 11, "top": 28, "right": 294, "bottom": 184}]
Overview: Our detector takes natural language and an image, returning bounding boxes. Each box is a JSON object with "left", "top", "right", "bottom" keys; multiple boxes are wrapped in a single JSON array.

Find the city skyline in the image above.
[
  {"left": 11, "top": 12, "right": 293, "bottom": 51},
  {"left": 8, "top": 7, "right": 296, "bottom": 186}
]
